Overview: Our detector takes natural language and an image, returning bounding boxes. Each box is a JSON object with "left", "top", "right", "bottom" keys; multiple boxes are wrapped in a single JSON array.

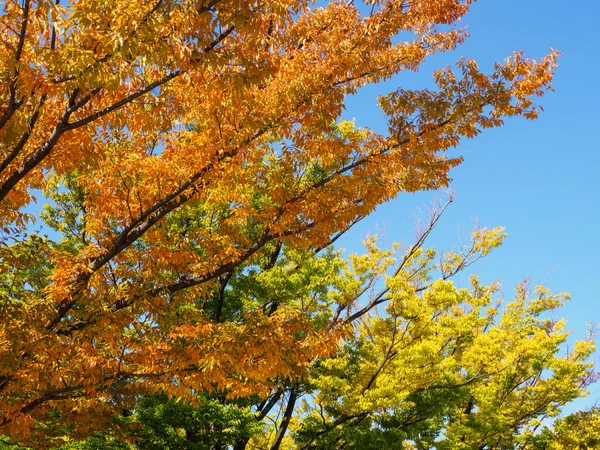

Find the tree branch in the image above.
[
  {"left": 271, "top": 386, "right": 299, "bottom": 450},
  {"left": 0, "top": 0, "right": 30, "bottom": 131},
  {"left": 343, "top": 197, "right": 453, "bottom": 323},
  {"left": 0, "top": 89, "right": 91, "bottom": 202},
  {"left": 0, "top": 93, "right": 47, "bottom": 175}
]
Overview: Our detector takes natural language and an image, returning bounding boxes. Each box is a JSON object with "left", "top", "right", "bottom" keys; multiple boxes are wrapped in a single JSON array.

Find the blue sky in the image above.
[{"left": 337, "top": 0, "right": 600, "bottom": 410}]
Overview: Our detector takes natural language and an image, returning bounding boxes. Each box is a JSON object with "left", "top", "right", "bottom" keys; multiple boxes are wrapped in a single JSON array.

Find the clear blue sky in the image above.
[{"left": 337, "top": 0, "right": 600, "bottom": 410}]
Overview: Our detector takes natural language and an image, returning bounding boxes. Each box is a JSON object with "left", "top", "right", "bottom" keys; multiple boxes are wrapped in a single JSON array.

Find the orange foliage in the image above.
[{"left": 0, "top": 0, "right": 557, "bottom": 444}]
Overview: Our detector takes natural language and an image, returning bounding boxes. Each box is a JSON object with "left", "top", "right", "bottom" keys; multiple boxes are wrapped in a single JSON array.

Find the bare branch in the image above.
[{"left": 344, "top": 197, "right": 453, "bottom": 323}]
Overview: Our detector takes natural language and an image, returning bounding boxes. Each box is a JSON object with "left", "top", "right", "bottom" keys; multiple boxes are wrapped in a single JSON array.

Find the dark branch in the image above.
[
  {"left": 271, "top": 386, "right": 299, "bottom": 450},
  {"left": 343, "top": 198, "right": 453, "bottom": 323},
  {"left": 0, "top": 89, "right": 92, "bottom": 202},
  {"left": 0, "top": 93, "right": 47, "bottom": 175},
  {"left": 0, "top": 0, "right": 30, "bottom": 131}
]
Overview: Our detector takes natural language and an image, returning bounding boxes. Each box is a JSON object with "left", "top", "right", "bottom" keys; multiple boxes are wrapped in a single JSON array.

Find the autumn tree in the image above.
[
  {"left": 18, "top": 205, "right": 597, "bottom": 450},
  {"left": 0, "top": 0, "right": 560, "bottom": 446}
]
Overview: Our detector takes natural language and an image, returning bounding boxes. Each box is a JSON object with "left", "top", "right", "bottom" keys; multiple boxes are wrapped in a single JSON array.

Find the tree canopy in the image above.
[
  {"left": 4, "top": 215, "right": 596, "bottom": 449},
  {"left": 0, "top": 0, "right": 572, "bottom": 447}
]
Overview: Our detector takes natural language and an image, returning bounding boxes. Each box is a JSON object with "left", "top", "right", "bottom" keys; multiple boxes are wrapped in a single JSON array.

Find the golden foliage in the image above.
[{"left": 0, "top": 0, "right": 558, "bottom": 444}]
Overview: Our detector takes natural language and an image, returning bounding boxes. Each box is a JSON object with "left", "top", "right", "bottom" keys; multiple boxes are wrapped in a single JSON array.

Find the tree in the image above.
[
  {"left": 0, "top": 0, "right": 559, "bottom": 446},
  {"left": 20, "top": 209, "right": 597, "bottom": 449},
  {"left": 530, "top": 407, "right": 600, "bottom": 450}
]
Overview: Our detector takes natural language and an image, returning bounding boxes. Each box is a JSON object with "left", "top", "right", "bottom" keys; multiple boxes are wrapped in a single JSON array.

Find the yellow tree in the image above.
[
  {"left": 0, "top": 0, "right": 558, "bottom": 445},
  {"left": 291, "top": 231, "right": 597, "bottom": 449}
]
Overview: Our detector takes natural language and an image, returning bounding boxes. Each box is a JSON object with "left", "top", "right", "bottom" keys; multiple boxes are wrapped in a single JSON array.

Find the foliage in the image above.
[
  {"left": 532, "top": 407, "right": 600, "bottom": 450},
  {"left": 22, "top": 215, "right": 599, "bottom": 450},
  {"left": 0, "top": 0, "right": 563, "bottom": 446}
]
